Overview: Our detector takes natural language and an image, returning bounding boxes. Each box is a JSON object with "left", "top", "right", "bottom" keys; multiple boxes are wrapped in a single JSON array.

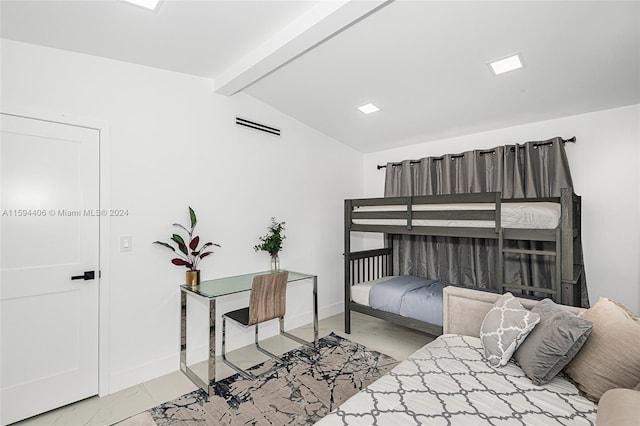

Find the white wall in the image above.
[
  {"left": 363, "top": 104, "right": 640, "bottom": 314},
  {"left": 3, "top": 37, "right": 639, "bottom": 397},
  {"left": 1, "top": 39, "right": 362, "bottom": 393}
]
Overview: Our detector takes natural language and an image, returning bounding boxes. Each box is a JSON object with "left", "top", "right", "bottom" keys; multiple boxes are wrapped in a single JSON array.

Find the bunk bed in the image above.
[{"left": 344, "top": 187, "right": 584, "bottom": 336}]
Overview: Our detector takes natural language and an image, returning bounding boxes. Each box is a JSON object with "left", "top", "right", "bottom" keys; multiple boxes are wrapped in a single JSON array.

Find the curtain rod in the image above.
[{"left": 376, "top": 136, "right": 576, "bottom": 170}]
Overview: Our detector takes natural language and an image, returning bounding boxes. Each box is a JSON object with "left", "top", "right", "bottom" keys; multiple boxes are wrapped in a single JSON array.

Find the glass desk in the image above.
[{"left": 180, "top": 270, "right": 318, "bottom": 396}]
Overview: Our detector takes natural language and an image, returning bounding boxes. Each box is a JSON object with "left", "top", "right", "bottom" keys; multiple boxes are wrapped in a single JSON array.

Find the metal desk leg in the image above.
[
  {"left": 180, "top": 290, "right": 187, "bottom": 373},
  {"left": 207, "top": 298, "right": 216, "bottom": 396},
  {"left": 180, "top": 289, "right": 216, "bottom": 397},
  {"left": 313, "top": 275, "right": 318, "bottom": 345},
  {"left": 280, "top": 275, "right": 318, "bottom": 348}
]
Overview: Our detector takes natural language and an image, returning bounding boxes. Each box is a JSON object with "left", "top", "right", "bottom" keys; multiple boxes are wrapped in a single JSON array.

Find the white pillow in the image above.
[{"left": 480, "top": 292, "right": 541, "bottom": 367}]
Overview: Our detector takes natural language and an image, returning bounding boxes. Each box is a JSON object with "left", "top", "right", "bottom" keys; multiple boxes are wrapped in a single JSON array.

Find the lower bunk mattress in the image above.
[
  {"left": 351, "top": 275, "right": 451, "bottom": 326},
  {"left": 315, "top": 334, "right": 597, "bottom": 425}
]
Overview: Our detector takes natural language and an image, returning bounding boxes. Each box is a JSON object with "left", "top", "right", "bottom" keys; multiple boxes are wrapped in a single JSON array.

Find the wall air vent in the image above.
[{"left": 235, "top": 117, "right": 281, "bottom": 136}]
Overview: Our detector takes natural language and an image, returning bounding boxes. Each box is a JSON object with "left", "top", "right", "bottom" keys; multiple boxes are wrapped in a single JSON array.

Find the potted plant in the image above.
[
  {"left": 154, "top": 207, "right": 220, "bottom": 286},
  {"left": 254, "top": 217, "right": 286, "bottom": 272}
]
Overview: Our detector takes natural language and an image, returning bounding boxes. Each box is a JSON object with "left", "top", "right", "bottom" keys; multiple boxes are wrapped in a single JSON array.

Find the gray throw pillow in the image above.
[
  {"left": 514, "top": 298, "right": 593, "bottom": 385},
  {"left": 480, "top": 292, "right": 541, "bottom": 367}
]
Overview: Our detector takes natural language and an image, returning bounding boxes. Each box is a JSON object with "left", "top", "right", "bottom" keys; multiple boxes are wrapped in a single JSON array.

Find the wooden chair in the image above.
[{"left": 222, "top": 271, "right": 289, "bottom": 380}]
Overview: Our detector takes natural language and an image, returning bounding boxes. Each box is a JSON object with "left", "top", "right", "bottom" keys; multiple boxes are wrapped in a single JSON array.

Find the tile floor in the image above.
[{"left": 14, "top": 312, "right": 435, "bottom": 426}]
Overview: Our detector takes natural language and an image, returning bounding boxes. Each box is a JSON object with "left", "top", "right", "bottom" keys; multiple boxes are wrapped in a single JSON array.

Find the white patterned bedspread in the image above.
[{"left": 315, "top": 335, "right": 596, "bottom": 425}]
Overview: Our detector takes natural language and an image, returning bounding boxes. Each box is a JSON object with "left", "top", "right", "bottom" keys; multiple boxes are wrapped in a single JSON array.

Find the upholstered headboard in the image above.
[{"left": 442, "top": 286, "right": 586, "bottom": 337}]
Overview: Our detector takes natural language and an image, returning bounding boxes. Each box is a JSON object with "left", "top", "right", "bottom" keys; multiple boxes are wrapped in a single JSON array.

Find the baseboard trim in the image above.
[
  {"left": 107, "top": 303, "right": 344, "bottom": 394},
  {"left": 108, "top": 353, "right": 177, "bottom": 394}
]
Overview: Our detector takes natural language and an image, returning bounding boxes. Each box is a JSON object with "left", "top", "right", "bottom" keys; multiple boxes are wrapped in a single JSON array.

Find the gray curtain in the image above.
[{"left": 384, "top": 137, "right": 588, "bottom": 306}]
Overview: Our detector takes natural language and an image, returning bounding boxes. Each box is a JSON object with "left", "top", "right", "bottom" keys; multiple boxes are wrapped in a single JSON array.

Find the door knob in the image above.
[{"left": 71, "top": 271, "right": 95, "bottom": 280}]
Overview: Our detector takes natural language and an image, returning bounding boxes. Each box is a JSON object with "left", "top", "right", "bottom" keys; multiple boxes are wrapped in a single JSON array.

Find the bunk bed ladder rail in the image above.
[
  {"left": 499, "top": 218, "right": 562, "bottom": 303},
  {"left": 560, "top": 188, "right": 584, "bottom": 306},
  {"left": 498, "top": 188, "right": 583, "bottom": 305}
]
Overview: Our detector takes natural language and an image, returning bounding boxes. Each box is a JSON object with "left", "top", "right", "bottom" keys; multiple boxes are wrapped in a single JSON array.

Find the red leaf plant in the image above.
[{"left": 154, "top": 207, "right": 220, "bottom": 271}]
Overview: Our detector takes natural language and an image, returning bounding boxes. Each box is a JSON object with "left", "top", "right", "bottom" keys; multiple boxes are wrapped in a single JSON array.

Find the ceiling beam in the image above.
[{"left": 214, "top": 0, "right": 392, "bottom": 96}]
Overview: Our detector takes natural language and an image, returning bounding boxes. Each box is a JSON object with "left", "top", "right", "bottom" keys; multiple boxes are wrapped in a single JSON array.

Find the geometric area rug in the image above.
[{"left": 121, "top": 333, "right": 398, "bottom": 425}]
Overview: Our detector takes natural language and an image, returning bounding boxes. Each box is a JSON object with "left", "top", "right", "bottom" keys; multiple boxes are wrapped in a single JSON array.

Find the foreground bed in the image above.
[{"left": 317, "top": 286, "right": 598, "bottom": 425}]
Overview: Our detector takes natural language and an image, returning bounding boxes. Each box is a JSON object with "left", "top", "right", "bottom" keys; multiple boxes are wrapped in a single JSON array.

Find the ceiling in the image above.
[{"left": 2, "top": 1, "right": 639, "bottom": 153}]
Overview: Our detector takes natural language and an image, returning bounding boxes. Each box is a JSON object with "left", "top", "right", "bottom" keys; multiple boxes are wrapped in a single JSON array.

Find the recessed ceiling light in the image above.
[
  {"left": 121, "top": 0, "right": 162, "bottom": 11},
  {"left": 488, "top": 53, "right": 524, "bottom": 76},
  {"left": 357, "top": 103, "right": 381, "bottom": 114}
]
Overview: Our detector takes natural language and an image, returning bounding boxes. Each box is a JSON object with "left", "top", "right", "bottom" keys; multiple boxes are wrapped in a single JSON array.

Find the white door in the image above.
[{"left": 0, "top": 113, "right": 100, "bottom": 425}]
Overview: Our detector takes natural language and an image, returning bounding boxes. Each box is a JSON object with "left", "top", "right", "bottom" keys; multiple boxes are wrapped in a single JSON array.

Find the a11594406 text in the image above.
[{"left": 2, "top": 209, "right": 129, "bottom": 217}]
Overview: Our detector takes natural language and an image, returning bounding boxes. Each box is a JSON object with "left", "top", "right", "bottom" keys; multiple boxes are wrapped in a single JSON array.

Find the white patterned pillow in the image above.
[{"left": 480, "top": 293, "right": 541, "bottom": 367}]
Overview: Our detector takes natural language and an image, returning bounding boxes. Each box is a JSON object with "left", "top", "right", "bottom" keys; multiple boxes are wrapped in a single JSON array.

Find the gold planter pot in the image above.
[{"left": 186, "top": 270, "right": 200, "bottom": 287}]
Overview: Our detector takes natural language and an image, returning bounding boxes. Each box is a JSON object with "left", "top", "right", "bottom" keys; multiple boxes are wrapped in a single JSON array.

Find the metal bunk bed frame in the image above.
[{"left": 343, "top": 187, "right": 583, "bottom": 335}]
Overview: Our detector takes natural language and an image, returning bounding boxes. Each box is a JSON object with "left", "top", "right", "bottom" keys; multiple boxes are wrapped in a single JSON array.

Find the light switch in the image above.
[{"left": 120, "top": 235, "right": 133, "bottom": 252}]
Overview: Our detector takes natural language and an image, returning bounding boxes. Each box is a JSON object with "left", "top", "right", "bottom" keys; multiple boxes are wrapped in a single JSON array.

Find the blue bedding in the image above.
[{"left": 368, "top": 276, "right": 450, "bottom": 326}]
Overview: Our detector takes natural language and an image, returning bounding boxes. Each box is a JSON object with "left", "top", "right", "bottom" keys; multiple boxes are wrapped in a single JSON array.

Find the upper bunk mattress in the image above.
[{"left": 352, "top": 201, "right": 561, "bottom": 229}]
